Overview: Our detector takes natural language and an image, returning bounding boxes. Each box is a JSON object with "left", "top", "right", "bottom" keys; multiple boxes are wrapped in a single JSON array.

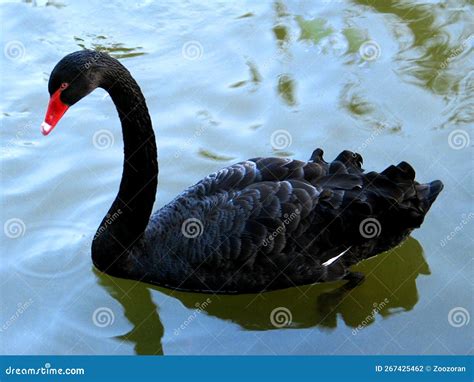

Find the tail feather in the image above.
[
  {"left": 396, "top": 161, "right": 416, "bottom": 180},
  {"left": 381, "top": 161, "right": 415, "bottom": 183},
  {"left": 417, "top": 180, "right": 444, "bottom": 212},
  {"left": 308, "top": 147, "right": 443, "bottom": 232}
]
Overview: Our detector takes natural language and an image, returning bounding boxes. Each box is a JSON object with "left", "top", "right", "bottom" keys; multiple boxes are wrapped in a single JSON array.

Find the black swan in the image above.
[{"left": 40, "top": 50, "right": 443, "bottom": 293}]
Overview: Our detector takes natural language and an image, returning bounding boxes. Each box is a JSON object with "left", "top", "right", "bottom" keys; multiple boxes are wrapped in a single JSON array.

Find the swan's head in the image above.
[{"left": 41, "top": 50, "right": 110, "bottom": 135}]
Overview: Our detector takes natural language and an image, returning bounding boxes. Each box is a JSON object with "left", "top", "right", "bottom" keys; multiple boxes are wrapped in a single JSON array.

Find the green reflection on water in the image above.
[
  {"left": 273, "top": 24, "right": 289, "bottom": 47},
  {"left": 74, "top": 35, "right": 146, "bottom": 59},
  {"left": 97, "top": 274, "right": 164, "bottom": 355},
  {"left": 355, "top": 0, "right": 474, "bottom": 95},
  {"left": 97, "top": 237, "right": 428, "bottom": 354},
  {"left": 343, "top": 27, "right": 369, "bottom": 54},
  {"left": 277, "top": 74, "right": 297, "bottom": 106},
  {"left": 198, "top": 148, "right": 235, "bottom": 162},
  {"left": 236, "top": 12, "right": 254, "bottom": 19},
  {"left": 229, "top": 61, "right": 261, "bottom": 89},
  {"left": 296, "top": 16, "right": 334, "bottom": 44}
]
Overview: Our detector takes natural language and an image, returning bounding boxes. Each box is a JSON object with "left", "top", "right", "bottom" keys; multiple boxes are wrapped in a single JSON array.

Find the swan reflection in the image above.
[{"left": 97, "top": 237, "right": 429, "bottom": 354}]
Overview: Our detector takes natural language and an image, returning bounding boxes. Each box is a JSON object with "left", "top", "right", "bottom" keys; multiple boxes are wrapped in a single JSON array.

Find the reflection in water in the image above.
[
  {"left": 23, "top": 0, "right": 66, "bottom": 9},
  {"left": 341, "top": 82, "right": 375, "bottom": 117},
  {"left": 277, "top": 74, "right": 297, "bottom": 106},
  {"left": 353, "top": 0, "right": 474, "bottom": 129},
  {"left": 355, "top": 0, "right": 473, "bottom": 96},
  {"left": 197, "top": 148, "right": 235, "bottom": 162},
  {"left": 229, "top": 61, "right": 262, "bottom": 90},
  {"left": 285, "top": 0, "right": 473, "bottom": 129},
  {"left": 236, "top": 12, "right": 254, "bottom": 19},
  {"left": 296, "top": 16, "right": 334, "bottom": 44},
  {"left": 73, "top": 35, "right": 146, "bottom": 59},
  {"left": 274, "top": 0, "right": 288, "bottom": 19},
  {"left": 96, "top": 274, "right": 164, "bottom": 355},
  {"left": 342, "top": 28, "right": 369, "bottom": 55},
  {"left": 440, "top": 72, "right": 474, "bottom": 129},
  {"left": 340, "top": 81, "right": 403, "bottom": 132},
  {"left": 273, "top": 24, "right": 289, "bottom": 47},
  {"left": 97, "top": 237, "right": 429, "bottom": 354}
]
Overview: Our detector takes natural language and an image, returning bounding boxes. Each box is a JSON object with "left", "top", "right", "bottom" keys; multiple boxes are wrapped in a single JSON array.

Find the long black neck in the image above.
[{"left": 92, "top": 61, "right": 158, "bottom": 275}]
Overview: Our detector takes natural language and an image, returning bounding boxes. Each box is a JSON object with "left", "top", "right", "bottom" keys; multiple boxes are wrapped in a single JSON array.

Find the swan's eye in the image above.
[{"left": 60, "top": 82, "right": 69, "bottom": 90}]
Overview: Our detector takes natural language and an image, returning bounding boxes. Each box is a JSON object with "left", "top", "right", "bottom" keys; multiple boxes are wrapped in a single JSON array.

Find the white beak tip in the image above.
[{"left": 41, "top": 122, "right": 52, "bottom": 136}]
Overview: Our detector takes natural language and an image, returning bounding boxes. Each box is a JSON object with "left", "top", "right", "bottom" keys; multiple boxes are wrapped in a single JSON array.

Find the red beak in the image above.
[{"left": 41, "top": 88, "right": 69, "bottom": 136}]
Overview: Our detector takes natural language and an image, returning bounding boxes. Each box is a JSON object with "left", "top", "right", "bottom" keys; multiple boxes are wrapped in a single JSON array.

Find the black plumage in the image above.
[{"left": 43, "top": 51, "right": 443, "bottom": 293}]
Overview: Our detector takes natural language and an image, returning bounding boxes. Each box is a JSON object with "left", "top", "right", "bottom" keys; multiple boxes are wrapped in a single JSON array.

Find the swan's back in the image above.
[{"left": 137, "top": 148, "right": 442, "bottom": 293}]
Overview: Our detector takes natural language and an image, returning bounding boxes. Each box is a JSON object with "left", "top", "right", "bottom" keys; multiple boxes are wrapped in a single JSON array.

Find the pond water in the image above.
[{"left": 1, "top": 0, "right": 472, "bottom": 355}]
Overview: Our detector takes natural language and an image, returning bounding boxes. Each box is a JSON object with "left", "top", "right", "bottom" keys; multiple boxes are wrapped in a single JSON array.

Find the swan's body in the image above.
[{"left": 42, "top": 50, "right": 443, "bottom": 293}]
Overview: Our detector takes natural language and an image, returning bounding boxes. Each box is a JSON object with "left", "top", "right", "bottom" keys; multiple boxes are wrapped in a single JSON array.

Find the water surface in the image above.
[{"left": 1, "top": 0, "right": 472, "bottom": 355}]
